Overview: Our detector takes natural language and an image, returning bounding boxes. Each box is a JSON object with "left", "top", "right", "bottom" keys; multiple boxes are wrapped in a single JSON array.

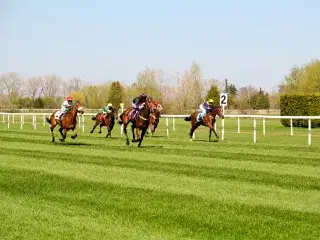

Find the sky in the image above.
[{"left": 1, "top": 0, "right": 320, "bottom": 92}]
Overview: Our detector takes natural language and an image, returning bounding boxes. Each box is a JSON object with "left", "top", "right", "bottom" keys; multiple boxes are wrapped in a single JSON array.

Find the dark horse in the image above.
[
  {"left": 118, "top": 103, "right": 151, "bottom": 147},
  {"left": 184, "top": 106, "right": 224, "bottom": 141},
  {"left": 46, "top": 101, "right": 84, "bottom": 142},
  {"left": 147, "top": 109, "right": 161, "bottom": 136},
  {"left": 90, "top": 109, "right": 118, "bottom": 138}
]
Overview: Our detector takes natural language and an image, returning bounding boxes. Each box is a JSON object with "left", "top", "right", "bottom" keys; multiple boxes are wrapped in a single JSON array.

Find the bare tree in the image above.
[
  {"left": 63, "top": 77, "right": 84, "bottom": 96},
  {"left": 0, "top": 72, "right": 23, "bottom": 97},
  {"left": 41, "top": 74, "right": 62, "bottom": 98},
  {"left": 25, "top": 77, "right": 42, "bottom": 100}
]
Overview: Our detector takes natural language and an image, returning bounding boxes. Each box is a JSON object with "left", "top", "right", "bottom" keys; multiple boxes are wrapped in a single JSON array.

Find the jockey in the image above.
[
  {"left": 131, "top": 93, "right": 147, "bottom": 118},
  {"left": 153, "top": 99, "right": 163, "bottom": 112},
  {"left": 198, "top": 99, "right": 214, "bottom": 121},
  {"left": 102, "top": 103, "right": 113, "bottom": 115},
  {"left": 60, "top": 96, "right": 74, "bottom": 117}
]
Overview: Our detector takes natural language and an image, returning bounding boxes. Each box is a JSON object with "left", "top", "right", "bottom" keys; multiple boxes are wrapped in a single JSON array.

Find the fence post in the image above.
[
  {"left": 221, "top": 118, "right": 225, "bottom": 141},
  {"left": 7, "top": 114, "right": 9, "bottom": 129},
  {"left": 33, "top": 115, "right": 36, "bottom": 130},
  {"left": 237, "top": 117, "right": 240, "bottom": 133},
  {"left": 290, "top": 119, "right": 293, "bottom": 136},
  {"left": 172, "top": 117, "right": 175, "bottom": 132},
  {"left": 308, "top": 119, "right": 311, "bottom": 145},
  {"left": 263, "top": 118, "right": 266, "bottom": 135},
  {"left": 82, "top": 115, "right": 84, "bottom": 133},
  {"left": 43, "top": 114, "right": 45, "bottom": 126},
  {"left": 20, "top": 115, "right": 23, "bottom": 130},
  {"left": 166, "top": 117, "right": 169, "bottom": 137},
  {"left": 253, "top": 118, "right": 256, "bottom": 143}
]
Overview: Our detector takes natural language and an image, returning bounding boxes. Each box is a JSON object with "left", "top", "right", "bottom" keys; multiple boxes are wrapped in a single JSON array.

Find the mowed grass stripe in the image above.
[
  {"left": 1, "top": 168, "right": 319, "bottom": 240},
  {"left": 1, "top": 154, "right": 320, "bottom": 215}
]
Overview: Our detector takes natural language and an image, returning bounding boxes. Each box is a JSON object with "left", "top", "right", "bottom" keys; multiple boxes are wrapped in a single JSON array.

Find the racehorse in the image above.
[
  {"left": 147, "top": 108, "right": 161, "bottom": 136},
  {"left": 184, "top": 106, "right": 224, "bottom": 141},
  {"left": 118, "top": 102, "right": 151, "bottom": 147},
  {"left": 90, "top": 109, "right": 118, "bottom": 138},
  {"left": 45, "top": 101, "right": 84, "bottom": 142}
]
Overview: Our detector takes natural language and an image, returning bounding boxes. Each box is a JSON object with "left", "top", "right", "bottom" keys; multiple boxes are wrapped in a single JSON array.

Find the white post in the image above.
[
  {"left": 33, "top": 115, "right": 36, "bottom": 130},
  {"left": 263, "top": 118, "right": 266, "bottom": 135},
  {"left": 43, "top": 114, "right": 45, "bottom": 126},
  {"left": 192, "top": 131, "right": 195, "bottom": 139},
  {"left": 308, "top": 119, "right": 311, "bottom": 145},
  {"left": 82, "top": 114, "right": 84, "bottom": 133},
  {"left": 237, "top": 117, "right": 240, "bottom": 133},
  {"left": 166, "top": 117, "right": 169, "bottom": 137},
  {"left": 172, "top": 117, "right": 175, "bottom": 132},
  {"left": 20, "top": 115, "right": 23, "bottom": 130},
  {"left": 290, "top": 119, "right": 293, "bottom": 136},
  {"left": 7, "top": 114, "right": 9, "bottom": 129},
  {"left": 221, "top": 106, "right": 225, "bottom": 140},
  {"left": 253, "top": 117, "right": 257, "bottom": 143},
  {"left": 13, "top": 114, "right": 15, "bottom": 124},
  {"left": 78, "top": 115, "right": 81, "bottom": 127}
]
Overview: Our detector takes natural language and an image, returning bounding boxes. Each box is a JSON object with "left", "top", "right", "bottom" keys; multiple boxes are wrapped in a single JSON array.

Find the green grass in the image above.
[{"left": 0, "top": 116, "right": 320, "bottom": 240}]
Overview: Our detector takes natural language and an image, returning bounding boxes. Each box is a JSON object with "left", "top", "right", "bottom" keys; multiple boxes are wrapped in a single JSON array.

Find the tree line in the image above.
[{"left": 3, "top": 59, "right": 319, "bottom": 114}]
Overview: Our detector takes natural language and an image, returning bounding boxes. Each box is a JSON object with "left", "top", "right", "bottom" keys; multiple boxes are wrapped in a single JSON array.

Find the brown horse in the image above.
[
  {"left": 148, "top": 109, "right": 161, "bottom": 136},
  {"left": 45, "top": 101, "right": 84, "bottom": 142},
  {"left": 184, "top": 106, "right": 224, "bottom": 141},
  {"left": 90, "top": 109, "right": 119, "bottom": 138},
  {"left": 118, "top": 102, "right": 151, "bottom": 147}
]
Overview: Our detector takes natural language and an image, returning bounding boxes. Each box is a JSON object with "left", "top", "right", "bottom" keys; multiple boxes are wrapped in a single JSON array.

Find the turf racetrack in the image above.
[{"left": 1, "top": 117, "right": 320, "bottom": 239}]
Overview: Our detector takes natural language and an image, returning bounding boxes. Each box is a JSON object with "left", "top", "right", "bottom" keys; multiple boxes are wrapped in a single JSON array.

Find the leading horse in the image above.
[
  {"left": 118, "top": 103, "right": 151, "bottom": 147},
  {"left": 148, "top": 108, "right": 161, "bottom": 136},
  {"left": 90, "top": 109, "right": 118, "bottom": 138},
  {"left": 184, "top": 106, "right": 224, "bottom": 141},
  {"left": 46, "top": 101, "right": 84, "bottom": 142}
]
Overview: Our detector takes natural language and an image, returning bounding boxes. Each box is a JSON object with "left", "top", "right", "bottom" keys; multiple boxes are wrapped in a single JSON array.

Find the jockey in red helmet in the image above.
[{"left": 60, "top": 96, "right": 74, "bottom": 116}]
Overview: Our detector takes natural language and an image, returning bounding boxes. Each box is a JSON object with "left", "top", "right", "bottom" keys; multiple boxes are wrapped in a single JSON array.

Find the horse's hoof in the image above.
[
  {"left": 52, "top": 138, "right": 55, "bottom": 143},
  {"left": 131, "top": 139, "right": 135, "bottom": 143},
  {"left": 98, "top": 132, "right": 102, "bottom": 134},
  {"left": 71, "top": 136, "right": 75, "bottom": 139},
  {"left": 59, "top": 138, "right": 65, "bottom": 142},
  {"left": 126, "top": 140, "right": 130, "bottom": 145}
]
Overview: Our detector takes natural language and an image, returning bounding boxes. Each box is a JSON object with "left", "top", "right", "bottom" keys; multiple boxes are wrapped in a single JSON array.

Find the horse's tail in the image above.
[
  {"left": 45, "top": 117, "right": 51, "bottom": 124},
  {"left": 184, "top": 115, "right": 192, "bottom": 121}
]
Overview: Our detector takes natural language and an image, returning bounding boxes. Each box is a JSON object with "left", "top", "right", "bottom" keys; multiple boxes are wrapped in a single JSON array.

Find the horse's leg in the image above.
[
  {"left": 131, "top": 124, "right": 136, "bottom": 142},
  {"left": 138, "top": 127, "right": 148, "bottom": 148},
  {"left": 189, "top": 124, "right": 199, "bottom": 141},
  {"left": 136, "top": 127, "right": 140, "bottom": 140},
  {"left": 60, "top": 128, "right": 67, "bottom": 142},
  {"left": 212, "top": 123, "right": 219, "bottom": 139},
  {"left": 71, "top": 127, "right": 78, "bottom": 139},
  {"left": 50, "top": 120, "right": 57, "bottom": 143},
  {"left": 106, "top": 126, "right": 111, "bottom": 138},
  {"left": 90, "top": 121, "right": 99, "bottom": 134},
  {"left": 123, "top": 123, "right": 130, "bottom": 145},
  {"left": 59, "top": 127, "right": 64, "bottom": 138},
  {"left": 98, "top": 124, "right": 103, "bottom": 134}
]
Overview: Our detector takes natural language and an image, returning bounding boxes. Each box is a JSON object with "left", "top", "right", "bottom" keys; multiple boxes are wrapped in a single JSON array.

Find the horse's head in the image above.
[
  {"left": 74, "top": 101, "right": 84, "bottom": 115},
  {"left": 111, "top": 109, "right": 119, "bottom": 120},
  {"left": 214, "top": 106, "right": 224, "bottom": 119}
]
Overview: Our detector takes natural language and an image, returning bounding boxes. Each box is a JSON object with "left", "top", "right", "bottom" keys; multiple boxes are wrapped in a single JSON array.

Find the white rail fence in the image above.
[{"left": 1, "top": 112, "right": 319, "bottom": 145}]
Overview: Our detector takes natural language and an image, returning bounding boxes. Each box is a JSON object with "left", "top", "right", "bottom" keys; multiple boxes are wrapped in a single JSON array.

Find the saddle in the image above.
[{"left": 54, "top": 111, "right": 65, "bottom": 120}]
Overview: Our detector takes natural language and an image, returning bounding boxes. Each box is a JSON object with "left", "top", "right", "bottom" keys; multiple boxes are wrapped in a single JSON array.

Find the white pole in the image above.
[
  {"left": 173, "top": 117, "right": 175, "bottom": 132},
  {"left": 253, "top": 117, "right": 257, "bottom": 143},
  {"left": 308, "top": 119, "right": 311, "bottom": 145},
  {"left": 43, "top": 114, "right": 45, "bottom": 126},
  {"left": 290, "top": 119, "right": 293, "bottom": 136},
  {"left": 237, "top": 117, "right": 240, "bottom": 133},
  {"left": 263, "top": 118, "right": 266, "bottom": 135},
  {"left": 221, "top": 106, "right": 225, "bottom": 140},
  {"left": 33, "top": 115, "right": 36, "bottom": 130},
  {"left": 192, "top": 131, "right": 195, "bottom": 139},
  {"left": 82, "top": 114, "right": 84, "bottom": 133},
  {"left": 20, "top": 115, "right": 23, "bottom": 130},
  {"left": 78, "top": 115, "right": 81, "bottom": 127},
  {"left": 7, "top": 114, "right": 9, "bottom": 129},
  {"left": 166, "top": 117, "right": 169, "bottom": 137}
]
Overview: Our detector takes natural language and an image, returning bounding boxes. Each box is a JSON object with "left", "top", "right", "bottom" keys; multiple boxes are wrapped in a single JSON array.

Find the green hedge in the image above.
[{"left": 280, "top": 94, "right": 320, "bottom": 127}]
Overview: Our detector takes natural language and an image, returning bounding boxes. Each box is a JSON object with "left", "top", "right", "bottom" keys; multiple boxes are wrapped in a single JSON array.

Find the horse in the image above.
[
  {"left": 90, "top": 109, "right": 119, "bottom": 138},
  {"left": 147, "top": 108, "right": 161, "bottom": 136},
  {"left": 184, "top": 106, "right": 224, "bottom": 141},
  {"left": 45, "top": 101, "right": 84, "bottom": 142},
  {"left": 118, "top": 102, "right": 151, "bottom": 147}
]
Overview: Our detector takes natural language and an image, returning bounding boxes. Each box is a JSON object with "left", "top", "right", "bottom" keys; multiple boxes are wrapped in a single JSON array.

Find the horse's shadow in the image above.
[
  {"left": 193, "top": 139, "right": 220, "bottom": 143},
  {"left": 56, "top": 142, "right": 92, "bottom": 146}
]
